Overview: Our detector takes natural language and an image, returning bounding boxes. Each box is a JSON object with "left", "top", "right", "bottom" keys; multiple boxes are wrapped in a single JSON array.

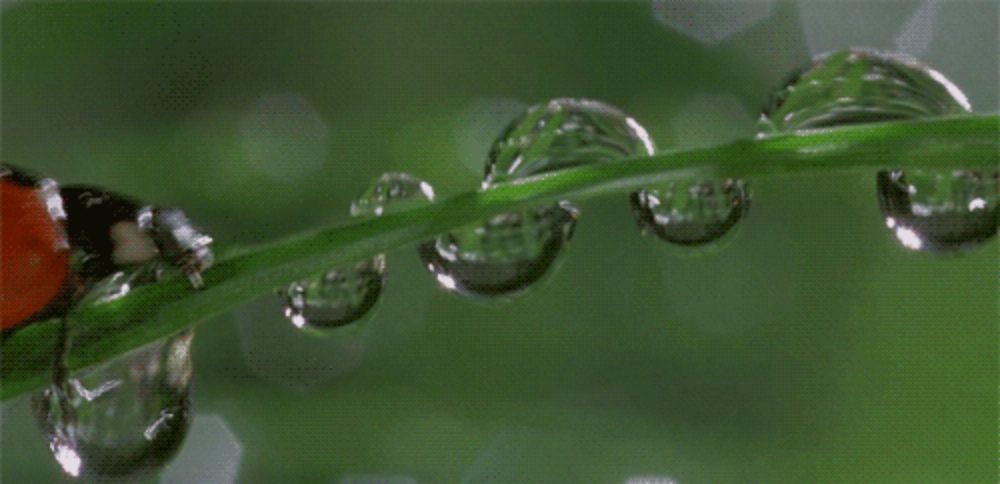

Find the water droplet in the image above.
[
  {"left": 759, "top": 48, "right": 996, "bottom": 252},
  {"left": 631, "top": 178, "right": 750, "bottom": 247},
  {"left": 240, "top": 92, "right": 330, "bottom": 183},
  {"left": 418, "top": 204, "right": 578, "bottom": 298},
  {"left": 484, "top": 98, "right": 655, "bottom": 186},
  {"left": 281, "top": 256, "right": 388, "bottom": 330},
  {"left": 877, "top": 170, "right": 998, "bottom": 252},
  {"left": 33, "top": 328, "right": 194, "bottom": 480},
  {"left": 349, "top": 172, "right": 436, "bottom": 218},
  {"left": 421, "top": 98, "right": 652, "bottom": 299},
  {"left": 630, "top": 96, "right": 749, "bottom": 249},
  {"left": 280, "top": 173, "right": 434, "bottom": 330}
]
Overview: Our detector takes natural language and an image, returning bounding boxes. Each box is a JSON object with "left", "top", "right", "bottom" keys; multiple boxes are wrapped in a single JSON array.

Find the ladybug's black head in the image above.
[{"left": 59, "top": 186, "right": 214, "bottom": 289}]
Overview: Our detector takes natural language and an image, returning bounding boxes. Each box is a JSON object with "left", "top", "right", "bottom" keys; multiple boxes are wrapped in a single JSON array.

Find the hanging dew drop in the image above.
[
  {"left": 627, "top": 99, "right": 748, "bottom": 249},
  {"left": 759, "top": 48, "right": 998, "bottom": 252},
  {"left": 630, "top": 141, "right": 749, "bottom": 248},
  {"left": 630, "top": 178, "right": 750, "bottom": 248},
  {"left": 281, "top": 256, "right": 387, "bottom": 330},
  {"left": 420, "top": 98, "right": 653, "bottom": 299},
  {"left": 878, "top": 169, "right": 999, "bottom": 252},
  {"left": 418, "top": 203, "right": 579, "bottom": 298},
  {"left": 280, "top": 172, "right": 434, "bottom": 330},
  {"left": 32, "top": 291, "right": 194, "bottom": 480},
  {"left": 32, "top": 268, "right": 193, "bottom": 480}
]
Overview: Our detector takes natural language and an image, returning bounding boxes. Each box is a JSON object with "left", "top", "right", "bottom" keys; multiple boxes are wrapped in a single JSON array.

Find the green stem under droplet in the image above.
[{"left": 2, "top": 114, "right": 997, "bottom": 402}]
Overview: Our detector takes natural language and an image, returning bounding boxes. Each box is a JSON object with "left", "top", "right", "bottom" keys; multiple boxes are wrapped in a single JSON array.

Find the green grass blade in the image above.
[{"left": 2, "top": 114, "right": 997, "bottom": 402}]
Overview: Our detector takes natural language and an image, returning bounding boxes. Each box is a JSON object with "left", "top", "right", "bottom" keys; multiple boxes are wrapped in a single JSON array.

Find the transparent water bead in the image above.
[
  {"left": 281, "top": 257, "right": 387, "bottom": 330},
  {"left": 878, "top": 170, "right": 998, "bottom": 251},
  {"left": 280, "top": 172, "right": 434, "bottom": 330},
  {"left": 630, "top": 178, "right": 749, "bottom": 247},
  {"left": 421, "top": 98, "right": 652, "bottom": 299},
  {"left": 759, "top": 48, "right": 997, "bottom": 252},
  {"left": 629, "top": 99, "right": 748, "bottom": 248},
  {"left": 483, "top": 98, "right": 655, "bottom": 185},
  {"left": 418, "top": 204, "right": 578, "bottom": 298},
  {"left": 33, "top": 331, "right": 194, "bottom": 480}
]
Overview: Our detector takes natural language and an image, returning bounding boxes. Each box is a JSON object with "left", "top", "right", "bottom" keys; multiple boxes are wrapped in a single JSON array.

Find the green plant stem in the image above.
[{"left": 2, "top": 114, "right": 997, "bottom": 402}]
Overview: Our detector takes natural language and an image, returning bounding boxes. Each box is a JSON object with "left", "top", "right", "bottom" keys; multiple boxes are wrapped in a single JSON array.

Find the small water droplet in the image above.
[
  {"left": 759, "top": 48, "right": 996, "bottom": 252},
  {"left": 877, "top": 169, "right": 998, "bottom": 252},
  {"left": 281, "top": 256, "right": 387, "bottom": 330},
  {"left": 33, "top": 325, "right": 194, "bottom": 480},
  {"left": 418, "top": 204, "right": 578, "bottom": 298},
  {"left": 631, "top": 94, "right": 750, "bottom": 249},
  {"left": 350, "top": 172, "right": 436, "bottom": 218},
  {"left": 280, "top": 173, "right": 434, "bottom": 330},
  {"left": 423, "top": 98, "right": 652, "bottom": 298},
  {"left": 631, "top": 178, "right": 750, "bottom": 247}
]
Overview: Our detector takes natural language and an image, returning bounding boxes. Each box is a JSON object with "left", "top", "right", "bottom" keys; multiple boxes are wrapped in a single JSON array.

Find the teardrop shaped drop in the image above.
[
  {"left": 422, "top": 98, "right": 653, "bottom": 299},
  {"left": 759, "top": 48, "right": 997, "bottom": 252},
  {"left": 33, "top": 325, "right": 193, "bottom": 480},
  {"left": 280, "top": 172, "right": 434, "bottom": 330}
]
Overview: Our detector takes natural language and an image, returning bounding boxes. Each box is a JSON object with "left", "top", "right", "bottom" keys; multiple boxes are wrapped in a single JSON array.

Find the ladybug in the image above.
[{"left": 1, "top": 164, "right": 214, "bottom": 333}]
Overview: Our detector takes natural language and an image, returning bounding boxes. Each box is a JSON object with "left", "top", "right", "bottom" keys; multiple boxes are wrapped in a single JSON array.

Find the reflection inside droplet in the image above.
[
  {"left": 419, "top": 204, "right": 578, "bottom": 298},
  {"left": 877, "top": 169, "right": 998, "bottom": 252},
  {"left": 631, "top": 178, "right": 750, "bottom": 248},
  {"left": 280, "top": 256, "right": 387, "bottom": 330}
]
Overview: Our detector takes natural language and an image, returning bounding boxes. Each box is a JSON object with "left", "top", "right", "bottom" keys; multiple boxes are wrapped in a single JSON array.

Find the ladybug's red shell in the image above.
[{"left": 1, "top": 177, "right": 69, "bottom": 330}]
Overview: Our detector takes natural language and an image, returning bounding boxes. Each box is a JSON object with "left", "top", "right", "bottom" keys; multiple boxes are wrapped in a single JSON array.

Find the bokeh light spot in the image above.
[
  {"left": 453, "top": 97, "right": 527, "bottom": 174},
  {"left": 160, "top": 414, "right": 242, "bottom": 484},
  {"left": 652, "top": 0, "right": 776, "bottom": 45},
  {"left": 239, "top": 92, "right": 330, "bottom": 183},
  {"left": 894, "top": 1, "right": 941, "bottom": 57}
]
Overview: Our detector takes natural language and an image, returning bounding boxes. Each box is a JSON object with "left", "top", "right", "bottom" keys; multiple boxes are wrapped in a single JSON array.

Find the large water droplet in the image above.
[
  {"left": 33, "top": 327, "right": 194, "bottom": 480},
  {"left": 280, "top": 172, "right": 434, "bottom": 330},
  {"left": 422, "top": 98, "right": 652, "bottom": 299},
  {"left": 759, "top": 48, "right": 997, "bottom": 252}
]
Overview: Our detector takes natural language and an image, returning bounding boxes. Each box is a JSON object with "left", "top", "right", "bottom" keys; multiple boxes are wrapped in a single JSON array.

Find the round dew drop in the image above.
[
  {"left": 419, "top": 98, "right": 654, "bottom": 299},
  {"left": 418, "top": 203, "right": 578, "bottom": 298},
  {"left": 279, "top": 172, "right": 435, "bottom": 331},
  {"left": 33, "top": 330, "right": 194, "bottom": 480},
  {"left": 759, "top": 48, "right": 998, "bottom": 252},
  {"left": 630, "top": 178, "right": 750, "bottom": 248},
  {"left": 628, "top": 110, "right": 749, "bottom": 248}
]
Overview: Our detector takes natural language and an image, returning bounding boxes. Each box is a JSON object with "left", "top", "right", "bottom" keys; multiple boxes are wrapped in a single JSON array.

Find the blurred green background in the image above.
[{"left": 2, "top": 1, "right": 997, "bottom": 482}]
